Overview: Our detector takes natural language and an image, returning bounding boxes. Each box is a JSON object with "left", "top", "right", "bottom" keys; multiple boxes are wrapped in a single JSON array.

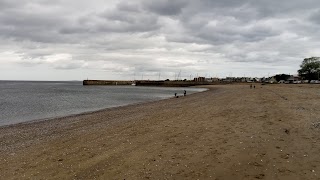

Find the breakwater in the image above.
[
  {"left": 83, "top": 80, "right": 224, "bottom": 87},
  {"left": 83, "top": 80, "right": 132, "bottom": 85},
  {"left": 135, "top": 80, "right": 212, "bottom": 87}
]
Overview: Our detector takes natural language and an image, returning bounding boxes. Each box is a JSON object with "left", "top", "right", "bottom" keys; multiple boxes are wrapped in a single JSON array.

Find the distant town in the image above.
[
  {"left": 192, "top": 74, "right": 319, "bottom": 84},
  {"left": 83, "top": 74, "right": 320, "bottom": 87},
  {"left": 84, "top": 57, "right": 320, "bottom": 86}
]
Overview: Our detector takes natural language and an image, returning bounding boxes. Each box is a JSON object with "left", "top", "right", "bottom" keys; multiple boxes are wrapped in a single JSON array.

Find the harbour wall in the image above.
[
  {"left": 135, "top": 81, "right": 214, "bottom": 87},
  {"left": 83, "top": 80, "right": 225, "bottom": 87},
  {"left": 83, "top": 80, "right": 132, "bottom": 86}
]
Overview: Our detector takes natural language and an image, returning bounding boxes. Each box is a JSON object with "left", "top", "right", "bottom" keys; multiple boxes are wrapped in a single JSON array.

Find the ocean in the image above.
[{"left": 0, "top": 81, "right": 206, "bottom": 126}]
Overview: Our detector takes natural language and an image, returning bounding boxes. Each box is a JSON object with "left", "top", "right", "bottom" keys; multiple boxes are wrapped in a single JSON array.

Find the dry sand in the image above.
[{"left": 1, "top": 84, "right": 320, "bottom": 180}]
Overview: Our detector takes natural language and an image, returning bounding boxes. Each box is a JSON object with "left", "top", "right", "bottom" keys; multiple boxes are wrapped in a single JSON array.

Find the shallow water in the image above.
[{"left": 0, "top": 81, "right": 206, "bottom": 126}]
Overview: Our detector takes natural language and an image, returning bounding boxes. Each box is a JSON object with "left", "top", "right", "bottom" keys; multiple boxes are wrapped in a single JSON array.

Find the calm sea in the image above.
[{"left": 0, "top": 81, "right": 206, "bottom": 126}]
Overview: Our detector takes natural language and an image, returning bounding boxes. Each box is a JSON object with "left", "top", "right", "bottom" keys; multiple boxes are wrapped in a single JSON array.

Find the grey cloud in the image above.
[
  {"left": 142, "top": 0, "right": 188, "bottom": 16},
  {"left": 249, "top": 0, "right": 318, "bottom": 17},
  {"left": 1, "top": 0, "right": 320, "bottom": 80},
  {"left": 52, "top": 62, "right": 85, "bottom": 70},
  {"left": 17, "top": 52, "right": 88, "bottom": 70},
  {"left": 116, "top": 2, "right": 141, "bottom": 12},
  {"left": 59, "top": 5, "right": 160, "bottom": 35},
  {"left": 202, "top": 23, "right": 279, "bottom": 44},
  {"left": 198, "top": 0, "right": 246, "bottom": 8},
  {"left": 0, "top": 4, "right": 71, "bottom": 43},
  {"left": 309, "top": 9, "right": 320, "bottom": 25},
  {"left": 0, "top": 0, "right": 19, "bottom": 10}
]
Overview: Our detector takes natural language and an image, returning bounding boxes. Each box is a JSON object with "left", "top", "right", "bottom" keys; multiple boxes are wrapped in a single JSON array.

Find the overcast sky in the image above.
[{"left": 1, "top": 0, "right": 320, "bottom": 80}]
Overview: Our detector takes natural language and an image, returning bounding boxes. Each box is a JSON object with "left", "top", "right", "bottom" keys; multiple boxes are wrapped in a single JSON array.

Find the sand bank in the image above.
[{"left": 1, "top": 84, "right": 320, "bottom": 179}]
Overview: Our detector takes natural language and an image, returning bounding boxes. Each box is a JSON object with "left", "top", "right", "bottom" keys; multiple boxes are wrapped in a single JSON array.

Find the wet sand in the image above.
[{"left": 1, "top": 84, "right": 320, "bottom": 179}]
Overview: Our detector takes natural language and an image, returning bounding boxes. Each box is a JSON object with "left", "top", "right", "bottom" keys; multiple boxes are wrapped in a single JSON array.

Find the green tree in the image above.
[
  {"left": 274, "top": 74, "right": 291, "bottom": 82},
  {"left": 298, "top": 57, "right": 320, "bottom": 82}
]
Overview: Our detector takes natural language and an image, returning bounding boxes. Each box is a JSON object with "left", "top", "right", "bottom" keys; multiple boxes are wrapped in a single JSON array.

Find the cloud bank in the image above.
[{"left": 1, "top": 0, "right": 320, "bottom": 80}]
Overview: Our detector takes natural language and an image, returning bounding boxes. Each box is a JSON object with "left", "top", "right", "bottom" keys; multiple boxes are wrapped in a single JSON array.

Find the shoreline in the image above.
[
  {"left": 1, "top": 84, "right": 320, "bottom": 179},
  {"left": 0, "top": 86, "right": 208, "bottom": 128}
]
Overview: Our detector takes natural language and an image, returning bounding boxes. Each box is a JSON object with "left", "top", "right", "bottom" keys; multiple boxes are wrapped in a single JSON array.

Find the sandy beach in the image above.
[{"left": 1, "top": 84, "right": 320, "bottom": 180}]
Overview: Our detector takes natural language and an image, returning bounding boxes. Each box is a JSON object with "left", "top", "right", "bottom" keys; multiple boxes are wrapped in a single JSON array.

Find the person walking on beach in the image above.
[
  {"left": 250, "top": 84, "right": 252, "bottom": 89},
  {"left": 184, "top": 90, "right": 186, "bottom": 96}
]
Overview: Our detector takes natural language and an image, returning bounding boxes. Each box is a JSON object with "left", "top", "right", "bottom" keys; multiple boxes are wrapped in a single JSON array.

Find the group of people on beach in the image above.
[
  {"left": 175, "top": 90, "right": 186, "bottom": 98},
  {"left": 250, "top": 84, "right": 255, "bottom": 89}
]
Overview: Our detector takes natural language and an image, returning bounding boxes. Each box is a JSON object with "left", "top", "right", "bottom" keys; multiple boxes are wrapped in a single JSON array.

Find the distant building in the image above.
[
  {"left": 260, "top": 77, "right": 267, "bottom": 82},
  {"left": 287, "top": 75, "right": 301, "bottom": 83},
  {"left": 253, "top": 77, "right": 261, "bottom": 82},
  {"left": 212, "top": 78, "right": 220, "bottom": 82},
  {"left": 205, "top": 78, "right": 212, "bottom": 82},
  {"left": 240, "top": 77, "right": 251, "bottom": 82},
  {"left": 268, "top": 77, "right": 277, "bottom": 83},
  {"left": 194, "top": 77, "right": 205, "bottom": 82},
  {"left": 225, "top": 77, "right": 236, "bottom": 82}
]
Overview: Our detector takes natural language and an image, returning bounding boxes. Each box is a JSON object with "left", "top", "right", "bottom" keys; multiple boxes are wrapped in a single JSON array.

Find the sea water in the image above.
[{"left": 0, "top": 81, "right": 206, "bottom": 126}]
